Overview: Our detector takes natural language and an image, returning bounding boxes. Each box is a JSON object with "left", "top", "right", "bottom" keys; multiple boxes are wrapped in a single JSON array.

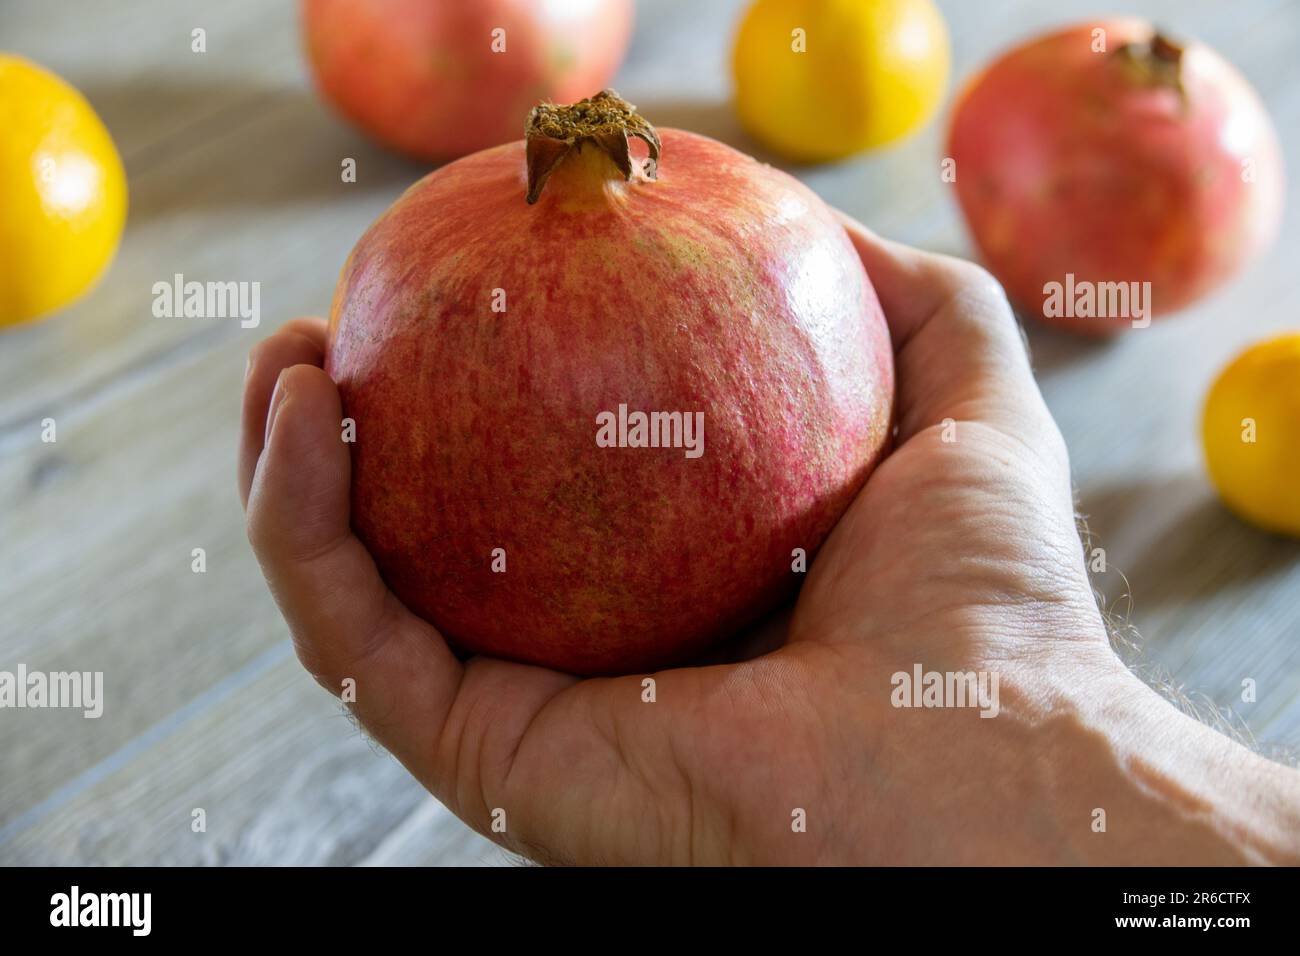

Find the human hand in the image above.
[{"left": 239, "top": 218, "right": 1300, "bottom": 865}]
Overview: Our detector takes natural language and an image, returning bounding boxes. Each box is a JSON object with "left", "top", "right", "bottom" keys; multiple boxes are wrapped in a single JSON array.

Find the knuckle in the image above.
[
  {"left": 958, "top": 264, "right": 1012, "bottom": 311},
  {"left": 247, "top": 336, "right": 273, "bottom": 366},
  {"left": 244, "top": 498, "right": 269, "bottom": 555}
]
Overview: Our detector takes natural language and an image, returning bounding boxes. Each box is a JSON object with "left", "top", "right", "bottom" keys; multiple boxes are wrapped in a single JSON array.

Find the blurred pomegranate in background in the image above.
[
  {"left": 302, "top": 0, "right": 635, "bottom": 161},
  {"left": 325, "top": 93, "right": 895, "bottom": 675},
  {"left": 947, "top": 19, "right": 1284, "bottom": 334}
]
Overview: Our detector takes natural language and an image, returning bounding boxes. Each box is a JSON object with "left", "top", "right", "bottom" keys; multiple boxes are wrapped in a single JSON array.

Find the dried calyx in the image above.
[
  {"left": 524, "top": 90, "right": 662, "bottom": 204},
  {"left": 1113, "top": 30, "right": 1186, "bottom": 103}
]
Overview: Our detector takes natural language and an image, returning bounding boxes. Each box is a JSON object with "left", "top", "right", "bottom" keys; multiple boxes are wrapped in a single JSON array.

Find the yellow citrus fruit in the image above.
[
  {"left": 1202, "top": 333, "right": 1300, "bottom": 537},
  {"left": 732, "top": 0, "right": 950, "bottom": 162},
  {"left": 0, "top": 54, "right": 127, "bottom": 327}
]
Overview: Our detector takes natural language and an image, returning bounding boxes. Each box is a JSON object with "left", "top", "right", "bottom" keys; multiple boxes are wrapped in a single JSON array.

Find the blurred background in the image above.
[{"left": 1, "top": 0, "right": 1297, "bottom": 865}]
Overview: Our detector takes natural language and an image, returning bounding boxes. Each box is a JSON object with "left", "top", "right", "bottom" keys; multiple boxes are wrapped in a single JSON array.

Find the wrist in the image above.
[{"left": 1030, "top": 648, "right": 1300, "bottom": 865}]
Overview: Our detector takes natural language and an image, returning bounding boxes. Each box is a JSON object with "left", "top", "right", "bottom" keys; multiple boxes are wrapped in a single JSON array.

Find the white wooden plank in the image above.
[{"left": 1, "top": 0, "right": 1298, "bottom": 868}]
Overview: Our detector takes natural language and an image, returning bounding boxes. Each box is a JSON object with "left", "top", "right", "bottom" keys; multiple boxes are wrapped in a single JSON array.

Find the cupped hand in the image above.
[{"left": 239, "top": 219, "right": 1290, "bottom": 865}]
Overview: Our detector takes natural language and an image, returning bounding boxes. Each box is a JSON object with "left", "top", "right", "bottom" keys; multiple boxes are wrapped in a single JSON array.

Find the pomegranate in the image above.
[
  {"left": 947, "top": 19, "right": 1283, "bottom": 333},
  {"left": 301, "top": 0, "right": 634, "bottom": 162},
  {"left": 325, "top": 92, "right": 894, "bottom": 675}
]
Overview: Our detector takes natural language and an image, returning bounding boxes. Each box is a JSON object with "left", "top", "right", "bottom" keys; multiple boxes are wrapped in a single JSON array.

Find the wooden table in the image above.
[{"left": 2, "top": 0, "right": 1297, "bottom": 865}]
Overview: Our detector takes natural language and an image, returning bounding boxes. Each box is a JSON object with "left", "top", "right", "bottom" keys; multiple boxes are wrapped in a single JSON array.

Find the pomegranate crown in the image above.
[
  {"left": 524, "top": 90, "right": 662, "bottom": 204},
  {"left": 1112, "top": 29, "right": 1187, "bottom": 106}
]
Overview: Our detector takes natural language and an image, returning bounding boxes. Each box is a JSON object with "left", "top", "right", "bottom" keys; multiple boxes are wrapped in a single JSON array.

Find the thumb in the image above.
[{"left": 245, "top": 363, "right": 463, "bottom": 750}]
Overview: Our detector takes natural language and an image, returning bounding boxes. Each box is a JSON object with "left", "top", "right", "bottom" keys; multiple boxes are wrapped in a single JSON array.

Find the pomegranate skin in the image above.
[
  {"left": 326, "top": 128, "right": 894, "bottom": 676},
  {"left": 302, "top": 0, "right": 634, "bottom": 161},
  {"left": 947, "top": 19, "right": 1284, "bottom": 333}
]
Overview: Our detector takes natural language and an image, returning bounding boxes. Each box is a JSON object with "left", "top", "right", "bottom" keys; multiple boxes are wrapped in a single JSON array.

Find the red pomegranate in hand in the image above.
[
  {"left": 302, "top": 0, "right": 634, "bottom": 161},
  {"left": 326, "top": 92, "right": 894, "bottom": 675},
  {"left": 947, "top": 19, "right": 1283, "bottom": 334}
]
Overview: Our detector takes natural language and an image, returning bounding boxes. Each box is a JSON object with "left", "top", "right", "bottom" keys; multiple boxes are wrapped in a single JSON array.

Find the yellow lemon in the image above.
[
  {"left": 732, "top": 0, "right": 950, "bottom": 162},
  {"left": 0, "top": 55, "right": 127, "bottom": 327},
  {"left": 1202, "top": 333, "right": 1300, "bottom": 537}
]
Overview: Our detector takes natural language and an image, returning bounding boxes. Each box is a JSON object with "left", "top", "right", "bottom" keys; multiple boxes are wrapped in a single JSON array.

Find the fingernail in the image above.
[
  {"left": 265, "top": 372, "right": 289, "bottom": 447},
  {"left": 244, "top": 354, "right": 254, "bottom": 382}
]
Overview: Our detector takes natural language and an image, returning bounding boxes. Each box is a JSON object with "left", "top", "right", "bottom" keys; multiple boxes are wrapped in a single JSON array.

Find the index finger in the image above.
[{"left": 239, "top": 317, "right": 329, "bottom": 508}]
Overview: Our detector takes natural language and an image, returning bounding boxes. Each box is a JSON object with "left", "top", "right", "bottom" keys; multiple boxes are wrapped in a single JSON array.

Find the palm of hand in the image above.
[{"left": 240, "top": 220, "right": 1106, "bottom": 865}]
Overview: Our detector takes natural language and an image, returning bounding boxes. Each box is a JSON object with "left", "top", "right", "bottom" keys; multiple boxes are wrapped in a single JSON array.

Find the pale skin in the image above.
[{"left": 239, "top": 217, "right": 1300, "bottom": 865}]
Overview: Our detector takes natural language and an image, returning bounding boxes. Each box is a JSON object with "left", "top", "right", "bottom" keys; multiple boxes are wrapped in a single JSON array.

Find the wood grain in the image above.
[{"left": 1, "top": 0, "right": 1297, "bottom": 865}]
